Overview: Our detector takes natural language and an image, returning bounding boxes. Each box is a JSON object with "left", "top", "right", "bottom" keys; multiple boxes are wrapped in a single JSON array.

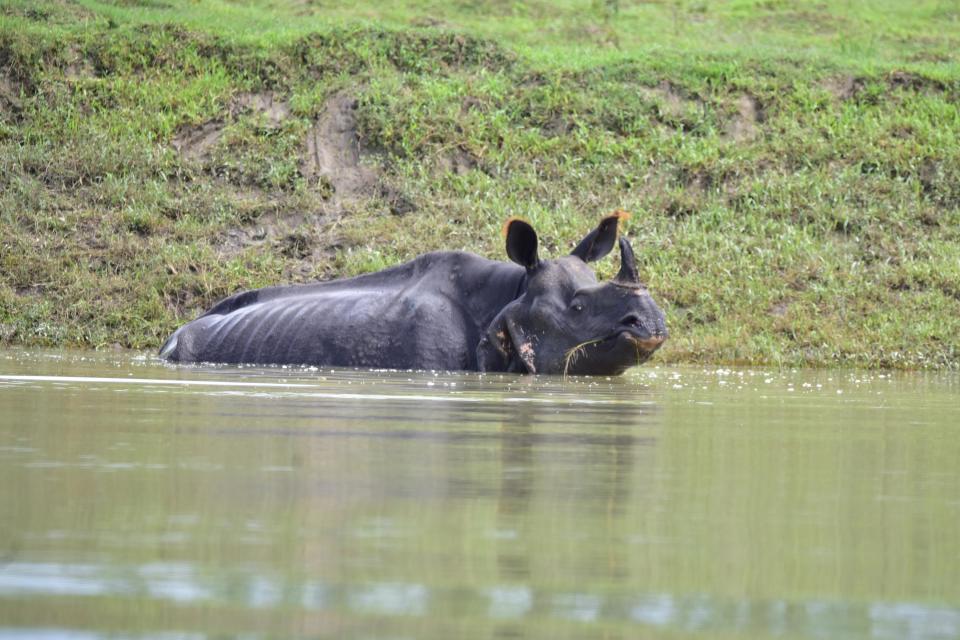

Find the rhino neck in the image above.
[{"left": 454, "top": 257, "right": 527, "bottom": 332}]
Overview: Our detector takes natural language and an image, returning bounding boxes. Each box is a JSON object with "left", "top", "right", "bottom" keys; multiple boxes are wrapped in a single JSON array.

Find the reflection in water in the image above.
[
  {"left": 1, "top": 350, "right": 959, "bottom": 639},
  {"left": 496, "top": 405, "right": 535, "bottom": 586},
  {"left": 1, "top": 561, "right": 958, "bottom": 639}
]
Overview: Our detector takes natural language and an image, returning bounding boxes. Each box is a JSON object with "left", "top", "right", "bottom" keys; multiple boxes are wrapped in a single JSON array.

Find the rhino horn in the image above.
[{"left": 614, "top": 236, "right": 642, "bottom": 287}]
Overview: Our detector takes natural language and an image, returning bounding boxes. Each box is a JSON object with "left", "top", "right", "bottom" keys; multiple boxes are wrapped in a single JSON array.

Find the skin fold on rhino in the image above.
[{"left": 160, "top": 213, "right": 668, "bottom": 375}]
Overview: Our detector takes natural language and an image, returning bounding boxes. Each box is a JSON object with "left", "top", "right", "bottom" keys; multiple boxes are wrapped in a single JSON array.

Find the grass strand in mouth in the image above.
[{"left": 563, "top": 338, "right": 605, "bottom": 378}]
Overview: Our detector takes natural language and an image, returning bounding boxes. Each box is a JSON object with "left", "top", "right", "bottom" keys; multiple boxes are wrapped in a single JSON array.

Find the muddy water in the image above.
[{"left": 0, "top": 349, "right": 958, "bottom": 639}]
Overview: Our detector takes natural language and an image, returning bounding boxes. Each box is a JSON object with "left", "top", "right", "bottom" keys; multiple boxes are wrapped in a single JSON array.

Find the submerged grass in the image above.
[{"left": 1, "top": 0, "right": 958, "bottom": 369}]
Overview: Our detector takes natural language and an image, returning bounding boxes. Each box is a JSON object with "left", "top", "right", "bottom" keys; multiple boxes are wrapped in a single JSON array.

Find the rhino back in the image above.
[{"left": 161, "top": 251, "right": 524, "bottom": 370}]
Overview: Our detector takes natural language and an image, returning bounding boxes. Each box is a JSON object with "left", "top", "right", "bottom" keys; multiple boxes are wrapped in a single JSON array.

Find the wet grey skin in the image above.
[{"left": 160, "top": 214, "right": 668, "bottom": 375}]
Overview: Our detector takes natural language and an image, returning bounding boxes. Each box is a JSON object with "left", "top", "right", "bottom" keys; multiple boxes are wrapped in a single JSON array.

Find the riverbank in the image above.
[{"left": 1, "top": 0, "right": 958, "bottom": 369}]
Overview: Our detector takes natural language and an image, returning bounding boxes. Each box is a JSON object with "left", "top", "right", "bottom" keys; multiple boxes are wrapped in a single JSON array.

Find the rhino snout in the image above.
[
  {"left": 632, "top": 334, "right": 667, "bottom": 352},
  {"left": 618, "top": 313, "right": 667, "bottom": 337}
]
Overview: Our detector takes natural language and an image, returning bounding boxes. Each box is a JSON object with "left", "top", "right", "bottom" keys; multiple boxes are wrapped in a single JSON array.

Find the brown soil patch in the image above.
[
  {"left": 750, "top": 10, "right": 846, "bottom": 35},
  {"left": 301, "top": 93, "right": 380, "bottom": 199},
  {"left": 204, "top": 182, "right": 345, "bottom": 276},
  {"left": 437, "top": 146, "right": 479, "bottom": 176},
  {"left": 293, "top": 0, "right": 322, "bottom": 16},
  {"left": 172, "top": 92, "right": 291, "bottom": 162},
  {"left": 639, "top": 81, "right": 703, "bottom": 132},
  {"left": 220, "top": 210, "right": 344, "bottom": 279},
  {"left": 908, "top": 51, "right": 953, "bottom": 64},
  {"left": 15, "top": 284, "right": 46, "bottom": 297},
  {"left": 820, "top": 75, "right": 866, "bottom": 101},
  {"left": 231, "top": 92, "right": 290, "bottom": 127},
  {"left": 0, "top": 74, "right": 24, "bottom": 115},
  {"left": 918, "top": 158, "right": 943, "bottom": 198},
  {"left": 218, "top": 197, "right": 305, "bottom": 255},
  {"left": 640, "top": 81, "right": 688, "bottom": 118},
  {"left": 65, "top": 60, "right": 96, "bottom": 81},
  {"left": 725, "top": 95, "right": 763, "bottom": 142},
  {"left": 460, "top": 95, "right": 484, "bottom": 115},
  {"left": 541, "top": 116, "right": 573, "bottom": 138},
  {"left": 379, "top": 183, "right": 416, "bottom": 216},
  {"left": 821, "top": 71, "right": 947, "bottom": 103},
  {"left": 410, "top": 16, "right": 452, "bottom": 29},
  {"left": 579, "top": 23, "right": 619, "bottom": 48},
  {"left": 887, "top": 70, "right": 947, "bottom": 93},
  {"left": 65, "top": 47, "right": 96, "bottom": 81},
  {"left": 171, "top": 121, "right": 224, "bottom": 162},
  {"left": 769, "top": 301, "right": 790, "bottom": 318}
]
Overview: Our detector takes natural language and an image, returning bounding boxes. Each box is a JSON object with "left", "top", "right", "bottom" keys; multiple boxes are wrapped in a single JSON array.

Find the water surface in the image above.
[{"left": 1, "top": 349, "right": 958, "bottom": 639}]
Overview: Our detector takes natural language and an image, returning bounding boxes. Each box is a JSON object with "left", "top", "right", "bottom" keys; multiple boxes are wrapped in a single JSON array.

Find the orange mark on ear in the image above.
[
  {"left": 502, "top": 217, "right": 527, "bottom": 237},
  {"left": 599, "top": 209, "right": 631, "bottom": 232}
]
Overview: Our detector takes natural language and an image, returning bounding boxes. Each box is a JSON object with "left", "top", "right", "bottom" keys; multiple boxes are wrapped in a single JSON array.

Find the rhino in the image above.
[{"left": 160, "top": 212, "right": 667, "bottom": 375}]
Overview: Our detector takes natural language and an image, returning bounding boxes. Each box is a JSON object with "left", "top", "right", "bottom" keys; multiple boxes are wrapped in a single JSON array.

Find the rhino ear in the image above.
[
  {"left": 571, "top": 211, "right": 627, "bottom": 263},
  {"left": 477, "top": 303, "right": 537, "bottom": 374},
  {"left": 503, "top": 218, "right": 539, "bottom": 270}
]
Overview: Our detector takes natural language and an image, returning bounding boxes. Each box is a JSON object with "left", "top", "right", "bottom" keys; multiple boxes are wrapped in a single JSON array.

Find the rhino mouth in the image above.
[
  {"left": 610, "top": 314, "right": 667, "bottom": 353},
  {"left": 625, "top": 333, "right": 667, "bottom": 352},
  {"left": 562, "top": 316, "right": 667, "bottom": 375},
  {"left": 564, "top": 330, "right": 665, "bottom": 376}
]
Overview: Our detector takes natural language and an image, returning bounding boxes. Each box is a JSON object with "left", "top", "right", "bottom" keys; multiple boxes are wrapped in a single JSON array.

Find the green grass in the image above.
[{"left": 1, "top": 0, "right": 959, "bottom": 369}]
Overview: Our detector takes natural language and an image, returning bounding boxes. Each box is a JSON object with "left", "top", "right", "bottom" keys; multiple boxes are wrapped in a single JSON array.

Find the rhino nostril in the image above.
[{"left": 620, "top": 314, "right": 642, "bottom": 328}]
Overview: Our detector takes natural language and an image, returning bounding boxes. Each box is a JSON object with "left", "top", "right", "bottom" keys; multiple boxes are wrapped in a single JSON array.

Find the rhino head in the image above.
[{"left": 478, "top": 213, "right": 668, "bottom": 375}]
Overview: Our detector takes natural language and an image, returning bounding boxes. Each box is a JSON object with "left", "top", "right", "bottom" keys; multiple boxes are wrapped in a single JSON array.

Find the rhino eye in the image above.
[{"left": 571, "top": 302, "right": 584, "bottom": 313}]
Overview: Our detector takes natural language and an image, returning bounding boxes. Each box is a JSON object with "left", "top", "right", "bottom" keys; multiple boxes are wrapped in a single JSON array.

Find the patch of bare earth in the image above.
[
  {"left": 724, "top": 95, "right": 764, "bottom": 142},
  {"left": 0, "top": 74, "right": 23, "bottom": 117},
  {"left": 769, "top": 301, "right": 790, "bottom": 318},
  {"left": 410, "top": 16, "right": 452, "bottom": 29},
  {"left": 887, "top": 70, "right": 947, "bottom": 93},
  {"left": 640, "top": 81, "right": 687, "bottom": 116},
  {"left": 231, "top": 92, "right": 290, "bottom": 127},
  {"left": 573, "top": 23, "right": 620, "bottom": 48},
  {"left": 65, "top": 47, "right": 96, "bottom": 81},
  {"left": 437, "top": 145, "right": 479, "bottom": 176},
  {"left": 175, "top": 92, "right": 413, "bottom": 269},
  {"left": 301, "top": 93, "right": 379, "bottom": 200},
  {"left": 171, "top": 121, "right": 224, "bottom": 162},
  {"left": 820, "top": 71, "right": 946, "bottom": 103},
  {"left": 212, "top": 187, "right": 342, "bottom": 277},
  {"left": 750, "top": 10, "right": 846, "bottom": 35},
  {"left": 820, "top": 75, "right": 866, "bottom": 101},
  {"left": 171, "top": 91, "right": 292, "bottom": 163},
  {"left": 639, "top": 81, "right": 703, "bottom": 132},
  {"left": 293, "top": 0, "right": 322, "bottom": 16}
]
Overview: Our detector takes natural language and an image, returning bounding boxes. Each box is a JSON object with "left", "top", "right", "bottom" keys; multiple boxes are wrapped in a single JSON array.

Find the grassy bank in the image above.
[{"left": 1, "top": 0, "right": 958, "bottom": 369}]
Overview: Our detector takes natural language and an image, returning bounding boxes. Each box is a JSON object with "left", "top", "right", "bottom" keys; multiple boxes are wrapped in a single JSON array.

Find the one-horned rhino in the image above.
[{"left": 160, "top": 213, "right": 668, "bottom": 375}]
